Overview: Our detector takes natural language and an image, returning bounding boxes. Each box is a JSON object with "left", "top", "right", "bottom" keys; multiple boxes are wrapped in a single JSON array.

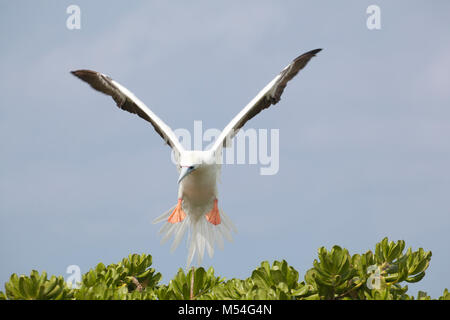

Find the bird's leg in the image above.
[
  {"left": 168, "top": 198, "right": 186, "bottom": 223},
  {"left": 205, "top": 199, "right": 221, "bottom": 225}
]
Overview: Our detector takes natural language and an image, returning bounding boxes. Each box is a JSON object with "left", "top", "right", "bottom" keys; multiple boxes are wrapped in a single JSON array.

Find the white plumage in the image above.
[{"left": 71, "top": 48, "right": 321, "bottom": 266}]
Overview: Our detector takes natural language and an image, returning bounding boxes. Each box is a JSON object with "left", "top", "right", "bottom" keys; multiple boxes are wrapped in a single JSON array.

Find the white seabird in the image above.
[{"left": 71, "top": 48, "right": 322, "bottom": 266}]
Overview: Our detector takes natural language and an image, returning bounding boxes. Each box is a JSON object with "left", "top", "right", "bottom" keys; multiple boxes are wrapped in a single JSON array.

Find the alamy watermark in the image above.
[
  {"left": 66, "top": 5, "right": 81, "bottom": 30},
  {"left": 366, "top": 5, "right": 381, "bottom": 30},
  {"left": 366, "top": 264, "right": 383, "bottom": 290},
  {"left": 170, "top": 121, "right": 280, "bottom": 176},
  {"left": 66, "top": 264, "right": 81, "bottom": 288}
]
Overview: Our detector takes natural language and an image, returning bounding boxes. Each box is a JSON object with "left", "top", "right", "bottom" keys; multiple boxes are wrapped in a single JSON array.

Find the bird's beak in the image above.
[{"left": 178, "top": 166, "right": 193, "bottom": 184}]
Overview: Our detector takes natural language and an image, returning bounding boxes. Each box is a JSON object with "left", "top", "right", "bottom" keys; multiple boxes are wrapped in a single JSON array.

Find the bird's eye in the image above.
[{"left": 189, "top": 166, "right": 195, "bottom": 170}]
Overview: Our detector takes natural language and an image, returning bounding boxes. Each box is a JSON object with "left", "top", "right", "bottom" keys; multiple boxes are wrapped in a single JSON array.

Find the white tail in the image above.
[{"left": 153, "top": 206, "right": 236, "bottom": 266}]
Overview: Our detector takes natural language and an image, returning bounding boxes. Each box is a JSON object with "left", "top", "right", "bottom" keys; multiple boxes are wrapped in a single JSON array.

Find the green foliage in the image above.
[
  {"left": 305, "top": 246, "right": 355, "bottom": 299},
  {"left": 439, "top": 288, "right": 450, "bottom": 300},
  {"left": 3, "top": 271, "right": 73, "bottom": 300},
  {"left": 205, "top": 260, "right": 310, "bottom": 300},
  {"left": 157, "top": 267, "right": 223, "bottom": 300},
  {"left": 1, "top": 238, "right": 447, "bottom": 300},
  {"left": 73, "top": 253, "right": 161, "bottom": 300}
]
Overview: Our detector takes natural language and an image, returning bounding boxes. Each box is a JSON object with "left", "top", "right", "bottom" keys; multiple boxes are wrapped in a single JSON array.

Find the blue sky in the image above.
[{"left": 1, "top": 0, "right": 449, "bottom": 297}]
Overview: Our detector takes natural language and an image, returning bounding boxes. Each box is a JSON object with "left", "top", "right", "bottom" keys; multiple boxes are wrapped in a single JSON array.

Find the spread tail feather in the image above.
[{"left": 153, "top": 207, "right": 236, "bottom": 266}]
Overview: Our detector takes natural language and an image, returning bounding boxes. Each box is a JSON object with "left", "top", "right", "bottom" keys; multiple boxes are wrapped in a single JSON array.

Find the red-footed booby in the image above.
[{"left": 71, "top": 48, "right": 322, "bottom": 266}]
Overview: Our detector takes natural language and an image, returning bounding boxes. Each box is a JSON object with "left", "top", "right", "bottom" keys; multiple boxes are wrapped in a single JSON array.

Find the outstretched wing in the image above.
[
  {"left": 71, "top": 70, "right": 184, "bottom": 157},
  {"left": 211, "top": 49, "right": 322, "bottom": 151}
]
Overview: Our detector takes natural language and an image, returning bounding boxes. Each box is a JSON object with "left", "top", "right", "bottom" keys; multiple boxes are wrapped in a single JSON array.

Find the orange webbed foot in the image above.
[
  {"left": 205, "top": 199, "right": 221, "bottom": 225},
  {"left": 168, "top": 199, "right": 186, "bottom": 223}
]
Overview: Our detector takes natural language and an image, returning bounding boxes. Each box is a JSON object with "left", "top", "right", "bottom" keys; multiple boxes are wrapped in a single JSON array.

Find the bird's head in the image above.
[
  {"left": 177, "top": 164, "right": 198, "bottom": 184},
  {"left": 177, "top": 151, "right": 207, "bottom": 184}
]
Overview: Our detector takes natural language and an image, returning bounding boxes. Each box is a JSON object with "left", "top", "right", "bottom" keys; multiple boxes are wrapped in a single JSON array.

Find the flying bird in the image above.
[{"left": 71, "top": 48, "right": 322, "bottom": 266}]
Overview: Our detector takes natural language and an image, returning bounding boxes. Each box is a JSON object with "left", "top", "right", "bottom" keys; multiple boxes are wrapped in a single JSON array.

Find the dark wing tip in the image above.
[
  {"left": 287, "top": 48, "right": 323, "bottom": 68},
  {"left": 293, "top": 48, "right": 322, "bottom": 61},
  {"left": 70, "top": 69, "right": 117, "bottom": 98},
  {"left": 70, "top": 69, "right": 98, "bottom": 80},
  {"left": 308, "top": 48, "right": 323, "bottom": 55},
  {"left": 294, "top": 48, "right": 322, "bottom": 61}
]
